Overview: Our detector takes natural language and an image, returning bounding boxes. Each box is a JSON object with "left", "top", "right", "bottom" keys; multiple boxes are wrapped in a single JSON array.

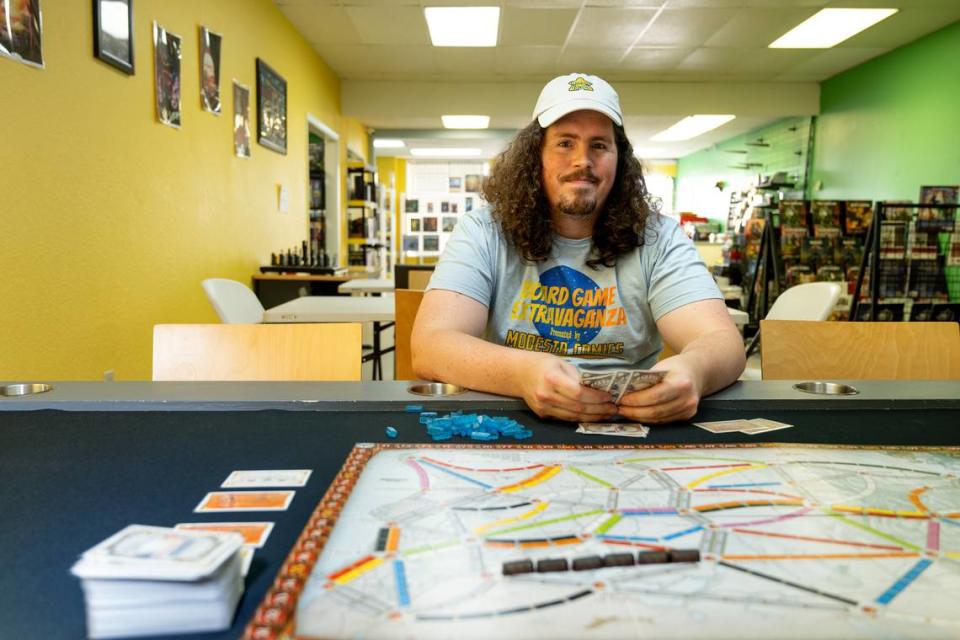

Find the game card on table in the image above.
[
  {"left": 175, "top": 522, "right": 275, "bottom": 548},
  {"left": 221, "top": 469, "right": 312, "bottom": 488},
  {"left": 194, "top": 490, "right": 294, "bottom": 513}
]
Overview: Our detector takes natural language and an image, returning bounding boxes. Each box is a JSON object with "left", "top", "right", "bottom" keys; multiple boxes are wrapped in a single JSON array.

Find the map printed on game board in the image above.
[{"left": 269, "top": 445, "right": 960, "bottom": 639}]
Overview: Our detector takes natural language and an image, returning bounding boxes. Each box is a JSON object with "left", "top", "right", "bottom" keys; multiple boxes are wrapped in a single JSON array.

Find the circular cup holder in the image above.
[
  {"left": 407, "top": 382, "right": 467, "bottom": 397},
  {"left": 792, "top": 381, "right": 859, "bottom": 396},
  {"left": 0, "top": 383, "right": 53, "bottom": 397}
]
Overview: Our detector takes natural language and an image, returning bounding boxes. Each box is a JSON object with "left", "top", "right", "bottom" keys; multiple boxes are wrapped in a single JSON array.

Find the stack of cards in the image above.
[
  {"left": 576, "top": 423, "right": 650, "bottom": 438},
  {"left": 693, "top": 418, "right": 795, "bottom": 435},
  {"left": 580, "top": 369, "right": 666, "bottom": 403},
  {"left": 71, "top": 525, "right": 245, "bottom": 639}
]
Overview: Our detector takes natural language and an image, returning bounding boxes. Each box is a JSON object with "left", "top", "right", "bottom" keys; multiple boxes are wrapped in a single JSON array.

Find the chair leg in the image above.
[{"left": 745, "top": 331, "right": 760, "bottom": 359}]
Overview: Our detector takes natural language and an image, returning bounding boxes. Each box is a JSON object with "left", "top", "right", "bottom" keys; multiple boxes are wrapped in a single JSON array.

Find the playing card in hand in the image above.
[{"left": 579, "top": 368, "right": 667, "bottom": 403}]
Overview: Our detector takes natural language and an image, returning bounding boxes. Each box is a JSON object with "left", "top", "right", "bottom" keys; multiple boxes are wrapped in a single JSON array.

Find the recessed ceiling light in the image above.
[
  {"left": 410, "top": 148, "right": 483, "bottom": 158},
  {"left": 650, "top": 115, "right": 736, "bottom": 142},
  {"left": 424, "top": 7, "right": 500, "bottom": 47},
  {"left": 373, "top": 139, "right": 405, "bottom": 149},
  {"left": 441, "top": 115, "right": 490, "bottom": 129},
  {"left": 769, "top": 8, "right": 897, "bottom": 49}
]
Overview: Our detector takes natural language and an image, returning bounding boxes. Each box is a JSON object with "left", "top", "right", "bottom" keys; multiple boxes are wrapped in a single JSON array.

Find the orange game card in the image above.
[
  {"left": 175, "top": 522, "right": 275, "bottom": 547},
  {"left": 194, "top": 490, "right": 294, "bottom": 513}
]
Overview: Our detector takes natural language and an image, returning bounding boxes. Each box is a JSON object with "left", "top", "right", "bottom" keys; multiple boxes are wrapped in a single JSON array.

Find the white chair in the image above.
[
  {"left": 201, "top": 278, "right": 265, "bottom": 323},
  {"left": 741, "top": 282, "right": 842, "bottom": 380}
]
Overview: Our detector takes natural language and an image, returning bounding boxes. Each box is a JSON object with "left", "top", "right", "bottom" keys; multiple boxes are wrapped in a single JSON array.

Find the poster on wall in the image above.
[
  {"left": 464, "top": 174, "right": 480, "bottom": 193},
  {"left": 153, "top": 22, "right": 181, "bottom": 128},
  {"left": 93, "top": 0, "right": 133, "bottom": 74},
  {"left": 232, "top": 80, "right": 251, "bottom": 158},
  {"left": 199, "top": 27, "right": 222, "bottom": 114},
  {"left": 256, "top": 58, "right": 287, "bottom": 154},
  {"left": 0, "top": 0, "right": 43, "bottom": 67}
]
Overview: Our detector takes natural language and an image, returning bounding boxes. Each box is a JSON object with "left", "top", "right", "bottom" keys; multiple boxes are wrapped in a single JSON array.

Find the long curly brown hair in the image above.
[{"left": 482, "top": 119, "right": 657, "bottom": 269}]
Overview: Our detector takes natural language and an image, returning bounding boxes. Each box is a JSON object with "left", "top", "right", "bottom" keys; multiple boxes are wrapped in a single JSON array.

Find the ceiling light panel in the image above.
[
  {"left": 441, "top": 115, "right": 490, "bottom": 129},
  {"left": 651, "top": 115, "right": 736, "bottom": 142},
  {"left": 424, "top": 7, "right": 500, "bottom": 47},
  {"left": 373, "top": 139, "right": 405, "bottom": 149},
  {"left": 410, "top": 148, "right": 483, "bottom": 158},
  {"left": 769, "top": 9, "right": 898, "bottom": 49}
]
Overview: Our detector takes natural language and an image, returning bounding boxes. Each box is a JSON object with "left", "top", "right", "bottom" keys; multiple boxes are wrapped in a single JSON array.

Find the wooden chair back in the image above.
[
  {"left": 394, "top": 264, "right": 435, "bottom": 290},
  {"left": 407, "top": 270, "right": 433, "bottom": 291},
  {"left": 394, "top": 289, "right": 425, "bottom": 380},
  {"left": 760, "top": 320, "right": 960, "bottom": 380},
  {"left": 153, "top": 323, "right": 362, "bottom": 381}
]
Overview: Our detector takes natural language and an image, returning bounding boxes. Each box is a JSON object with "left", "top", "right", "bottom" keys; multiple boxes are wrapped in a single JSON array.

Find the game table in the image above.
[{"left": 1, "top": 379, "right": 958, "bottom": 639}]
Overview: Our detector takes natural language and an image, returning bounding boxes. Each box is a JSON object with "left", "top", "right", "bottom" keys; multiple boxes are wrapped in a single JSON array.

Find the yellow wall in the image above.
[
  {"left": 375, "top": 155, "right": 406, "bottom": 267},
  {"left": 0, "top": 0, "right": 345, "bottom": 380}
]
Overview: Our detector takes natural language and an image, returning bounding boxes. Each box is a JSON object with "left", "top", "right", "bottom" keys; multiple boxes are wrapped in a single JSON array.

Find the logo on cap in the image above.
[{"left": 567, "top": 77, "right": 593, "bottom": 92}]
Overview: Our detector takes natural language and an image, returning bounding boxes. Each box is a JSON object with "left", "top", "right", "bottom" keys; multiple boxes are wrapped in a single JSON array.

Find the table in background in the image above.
[
  {"left": 727, "top": 306, "right": 749, "bottom": 332},
  {"left": 263, "top": 296, "right": 395, "bottom": 380},
  {"left": 252, "top": 274, "right": 351, "bottom": 308},
  {"left": 337, "top": 277, "right": 395, "bottom": 296},
  {"left": 1, "top": 380, "right": 958, "bottom": 640}
]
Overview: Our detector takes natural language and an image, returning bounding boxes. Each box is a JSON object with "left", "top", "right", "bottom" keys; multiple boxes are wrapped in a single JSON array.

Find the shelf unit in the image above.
[
  {"left": 346, "top": 165, "right": 385, "bottom": 273},
  {"left": 308, "top": 134, "right": 330, "bottom": 266}
]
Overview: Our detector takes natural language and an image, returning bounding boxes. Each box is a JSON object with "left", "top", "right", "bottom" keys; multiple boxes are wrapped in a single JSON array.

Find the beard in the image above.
[{"left": 556, "top": 188, "right": 598, "bottom": 218}]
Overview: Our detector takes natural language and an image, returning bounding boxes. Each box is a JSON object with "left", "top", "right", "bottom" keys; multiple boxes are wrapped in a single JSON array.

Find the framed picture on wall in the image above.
[
  {"left": 409, "top": 217, "right": 421, "bottom": 232},
  {"left": 402, "top": 235, "right": 420, "bottom": 252},
  {"left": 423, "top": 217, "right": 438, "bottom": 232},
  {"left": 442, "top": 216, "right": 457, "bottom": 232},
  {"left": 153, "top": 22, "right": 181, "bottom": 128},
  {"left": 93, "top": 0, "right": 133, "bottom": 74},
  {"left": 232, "top": 80, "right": 251, "bottom": 158},
  {"left": 256, "top": 58, "right": 287, "bottom": 154},
  {"left": 199, "top": 27, "right": 222, "bottom": 113},
  {"left": 423, "top": 235, "right": 440, "bottom": 252},
  {"left": 1, "top": 0, "right": 43, "bottom": 67}
]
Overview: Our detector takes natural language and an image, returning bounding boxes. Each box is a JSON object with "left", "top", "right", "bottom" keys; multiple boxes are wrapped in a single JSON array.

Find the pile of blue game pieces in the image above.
[{"left": 419, "top": 411, "right": 533, "bottom": 442}]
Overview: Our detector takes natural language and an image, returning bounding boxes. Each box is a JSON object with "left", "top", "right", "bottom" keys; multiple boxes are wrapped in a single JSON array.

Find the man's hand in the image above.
[
  {"left": 520, "top": 354, "right": 618, "bottom": 422},
  {"left": 616, "top": 362, "right": 700, "bottom": 424}
]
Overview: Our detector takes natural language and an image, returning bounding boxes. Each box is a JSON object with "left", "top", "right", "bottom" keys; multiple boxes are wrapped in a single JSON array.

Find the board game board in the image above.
[{"left": 245, "top": 444, "right": 960, "bottom": 639}]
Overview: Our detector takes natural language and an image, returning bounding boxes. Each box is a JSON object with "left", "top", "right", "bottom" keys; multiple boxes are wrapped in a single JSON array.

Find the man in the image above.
[{"left": 411, "top": 73, "right": 745, "bottom": 423}]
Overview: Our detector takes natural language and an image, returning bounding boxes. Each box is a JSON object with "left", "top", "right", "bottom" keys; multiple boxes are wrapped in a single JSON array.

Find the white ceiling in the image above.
[{"left": 276, "top": 0, "right": 960, "bottom": 159}]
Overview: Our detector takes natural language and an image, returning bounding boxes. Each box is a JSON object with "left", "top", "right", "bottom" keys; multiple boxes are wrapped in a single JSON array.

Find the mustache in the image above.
[{"left": 560, "top": 170, "right": 598, "bottom": 183}]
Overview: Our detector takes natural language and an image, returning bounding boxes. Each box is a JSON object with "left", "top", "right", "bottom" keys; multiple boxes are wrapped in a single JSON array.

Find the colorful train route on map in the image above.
[{"left": 244, "top": 443, "right": 960, "bottom": 640}]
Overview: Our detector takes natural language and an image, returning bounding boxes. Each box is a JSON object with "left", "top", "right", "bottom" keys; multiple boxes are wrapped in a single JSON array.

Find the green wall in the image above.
[
  {"left": 675, "top": 117, "right": 812, "bottom": 221},
  {"left": 809, "top": 20, "right": 960, "bottom": 201},
  {"left": 676, "top": 21, "right": 960, "bottom": 218}
]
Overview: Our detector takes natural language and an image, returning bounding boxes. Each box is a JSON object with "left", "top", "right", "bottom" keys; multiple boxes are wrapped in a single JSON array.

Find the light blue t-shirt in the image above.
[{"left": 427, "top": 207, "right": 722, "bottom": 370}]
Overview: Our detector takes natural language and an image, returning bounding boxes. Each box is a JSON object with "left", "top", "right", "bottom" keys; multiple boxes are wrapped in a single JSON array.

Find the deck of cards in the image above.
[
  {"left": 579, "top": 368, "right": 667, "bottom": 403},
  {"left": 71, "top": 525, "right": 245, "bottom": 639}
]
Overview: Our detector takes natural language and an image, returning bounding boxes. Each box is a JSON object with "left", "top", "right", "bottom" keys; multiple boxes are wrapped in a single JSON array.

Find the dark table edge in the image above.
[{"left": 1, "top": 380, "right": 958, "bottom": 412}]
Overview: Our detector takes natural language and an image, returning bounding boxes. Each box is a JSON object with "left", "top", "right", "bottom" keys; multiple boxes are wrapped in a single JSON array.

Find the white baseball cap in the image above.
[{"left": 533, "top": 73, "right": 622, "bottom": 128}]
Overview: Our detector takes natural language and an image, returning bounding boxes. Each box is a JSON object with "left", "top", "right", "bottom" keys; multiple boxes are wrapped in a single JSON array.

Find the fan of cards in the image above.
[
  {"left": 579, "top": 368, "right": 667, "bottom": 403},
  {"left": 71, "top": 525, "right": 245, "bottom": 639}
]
